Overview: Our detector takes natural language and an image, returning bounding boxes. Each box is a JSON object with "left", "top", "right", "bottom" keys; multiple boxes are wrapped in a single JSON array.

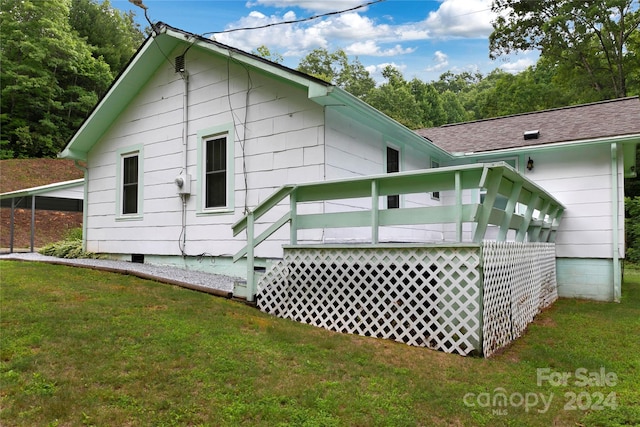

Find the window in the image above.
[
  {"left": 431, "top": 159, "right": 440, "bottom": 200},
  {"left": 122, "top": 154, "right": 139, "bottom": 214},
  {"left": 386, "top": 146, "right": 400, "bottom": 209},
  {"left": 205, "top": 136, "right": 227, "bottom": 208},
  {"left": 117, "top": 146, "right": 143, "bottom": 219},
  {"left": 197, "top": 124, "right": 234, "bottom": 215}
]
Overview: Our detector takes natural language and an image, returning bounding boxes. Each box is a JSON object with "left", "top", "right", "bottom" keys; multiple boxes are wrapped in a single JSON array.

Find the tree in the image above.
[
  {"left": 297, "top": 48, "right": 375, "bottom": 98},
  {"left": 440, "top": 90, "right": 468, "bottom": 124},
  {"left": 70, "top": 0, "right": 144, "bottom": 75},
  {"left": 366, "top": 66, "right": 424, "bottom": 129},
  {"left": 490, "top": 0, "right": 640, "bottom": 99},
  {"left": 0, "top": 0, "right": 142, "bottom": 158},
  {"left": 252, "top": 45, "right": 283, "bottom": 64},
  {"left": 409, "top": 79, "right": 446, "bottom": 127}
]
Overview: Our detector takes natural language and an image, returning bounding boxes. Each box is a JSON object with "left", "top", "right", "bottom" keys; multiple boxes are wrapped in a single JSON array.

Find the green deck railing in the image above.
[{"left": 232, "top": 162, "right": 565, "bottom": 301}]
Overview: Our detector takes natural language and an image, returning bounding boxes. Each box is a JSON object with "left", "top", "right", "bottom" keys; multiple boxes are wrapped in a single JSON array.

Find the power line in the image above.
[{"left": 201, "top": 0, "right": 385, "bottom": 37}]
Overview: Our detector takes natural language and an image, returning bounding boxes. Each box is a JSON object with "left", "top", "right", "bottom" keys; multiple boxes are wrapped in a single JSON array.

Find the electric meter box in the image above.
[{"left": 175, "top": 173, "right": 191, "bottom": 195}]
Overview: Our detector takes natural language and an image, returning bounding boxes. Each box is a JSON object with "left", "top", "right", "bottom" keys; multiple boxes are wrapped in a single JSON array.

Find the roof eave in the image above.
[
  {"left": 314, "top": 86, "right": 453, "bottom": 160},
  {"left": 454, "top": 133, "right": 640, "bottom": 158},
  {"left": 60, "top": 31, "right": 181, "bottom": 161},
  {"left": 0, "top": 179, "right": 85, "bottom": 200},
  {"left": 59, "top": 24, "right": 334, "bottom": 161}
]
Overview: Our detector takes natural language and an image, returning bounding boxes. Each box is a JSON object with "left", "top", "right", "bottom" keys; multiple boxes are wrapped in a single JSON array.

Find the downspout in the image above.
[
  {"left": 178, "top": 50, "right": 190, "bottom": 256},
  {"left": 611, "top": 143, "right": 621, "bottom": 302},
  {"left": 74, "top": 160, "right": 88, "bottom": 252}
]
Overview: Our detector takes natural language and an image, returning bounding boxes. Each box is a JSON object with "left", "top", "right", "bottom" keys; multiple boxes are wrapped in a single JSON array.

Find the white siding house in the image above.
[
  {"left": 417, "top": 98, "right": 640, "bottom": 301},
  {"left": 59, "top": 23, "right": 447, "bottom": 277},
  {"left": 60, "top": 23, "right": 640, "bottom": 304}
]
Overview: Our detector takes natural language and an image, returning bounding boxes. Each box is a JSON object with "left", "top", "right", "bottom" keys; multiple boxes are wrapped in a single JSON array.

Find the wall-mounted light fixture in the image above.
[{"left": 527, "top": 157, "right": 534, "bottom": 171}]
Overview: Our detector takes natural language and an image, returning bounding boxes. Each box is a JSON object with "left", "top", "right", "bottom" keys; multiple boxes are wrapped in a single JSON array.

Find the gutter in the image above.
[{"left": 454, "top": 134, "right": 640, "bottom": 159}]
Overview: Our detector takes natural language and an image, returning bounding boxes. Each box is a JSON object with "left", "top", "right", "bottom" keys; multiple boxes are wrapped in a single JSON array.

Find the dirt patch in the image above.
[
  {"left": 0, "top": 208, "right": 82, "bottom": 249},
  {"left": 1, "top": 158, "right": 84, "bottom": 249}
]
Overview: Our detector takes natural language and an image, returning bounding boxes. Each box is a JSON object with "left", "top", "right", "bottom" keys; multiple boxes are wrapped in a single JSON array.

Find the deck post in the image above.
[
  {"left": 9, "top": 198, "right": 15, "bottom": 253},
  {"left": 290, "top": 191, "right": 297, "bottom": 245},
  {"left": 246, "top": 211, "right": 256, "bottom": 302},
  {"left": 498, "top": 181, "right": 523, "bottom": 241},
  {"left": 455, "top": 171, "right": 462, "bottom": 242},
  {"left": 529, "top": 199, "right": 551, "bottom": 242},
  {"left": 30, "top": 195, "right": 35, "bottom": 252},
  {"left": 473, "top": 168, "right": 503, "bottom": 242},
  {"left": 516, "top": 192, "right": 539, "bottom": 242},
  {"left": 371, "top": 180, "right": 379, "bottom": 244}
]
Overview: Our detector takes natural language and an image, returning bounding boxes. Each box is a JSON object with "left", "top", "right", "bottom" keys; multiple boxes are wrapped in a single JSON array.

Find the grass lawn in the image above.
[{"left": 1, "top": 261, "right": 639, "bottom": 426}]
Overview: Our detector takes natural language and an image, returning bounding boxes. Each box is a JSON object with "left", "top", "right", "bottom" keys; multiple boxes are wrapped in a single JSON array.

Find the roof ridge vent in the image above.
[{"left": 524, "top": 130, "right": 540, "bottom": 140}]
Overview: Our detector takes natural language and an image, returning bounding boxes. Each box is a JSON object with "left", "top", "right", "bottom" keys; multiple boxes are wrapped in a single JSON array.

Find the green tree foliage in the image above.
[
  {"left": 70, "top": 0, "right": 144, "bottom": 74},
  {"left": 625, "top": 197, "right": 640, "bottom": 264},
  {"left": 253, "top": 45, "right": 284, "bottom": 64},
  {"left": 366, "top": 66, "right": 424, "bottom": 129},
  {"left": 0, "top": 0, "right": 143, "bottom": 159},
  {"left": 490, "top": 0, "right": 640, "bottom": 99},
  {"left": 297, "top": 48, "right": 375, "bottom": 99}
]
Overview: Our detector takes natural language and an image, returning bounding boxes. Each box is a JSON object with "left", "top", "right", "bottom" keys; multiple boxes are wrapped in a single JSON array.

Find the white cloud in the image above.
[
  {"left": 499, "top": 57, "right": 536, "bottom": 73},
  {"left": 424, "top": 0, "right": 496, "bottom": 38},
  {"left": 216, "top": 9, "right": 424, "bottom": 59},
  {"left": 425, "top": 50, "right": 449, "bottom": 72},
  {"left": 365, "top": 62, "right": 408, "bottom": 84},
  {"left": 215, "top": 9, "right": 328, "bottom": 54},
  {"left": 345, "top": 40, "right": 416, "bottom": 57},
  {"left": 215, "top": 0, "right": 500, "bottom": 77}
]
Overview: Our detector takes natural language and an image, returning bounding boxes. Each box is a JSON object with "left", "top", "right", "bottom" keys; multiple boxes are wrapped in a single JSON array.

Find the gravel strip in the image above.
[{"left": 0, "top": 252, "right": 241, "bottom": 297}]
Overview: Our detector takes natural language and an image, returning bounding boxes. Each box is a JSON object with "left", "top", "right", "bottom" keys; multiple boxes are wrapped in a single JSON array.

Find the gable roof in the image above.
[
  {"left": 415, "top": 96, "right": 640, "bottom": 155},
  {"left": 60, "top": 23, "right": 449, "bottom": 161}
]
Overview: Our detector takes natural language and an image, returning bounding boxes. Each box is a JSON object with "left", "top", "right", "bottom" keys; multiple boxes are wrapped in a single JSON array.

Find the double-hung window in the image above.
[
  {"left": 117, "top": 146, "right": 143, "bottom": 219},
  {"left": 197, "top": 124, "right": 234, "bottom": 214},
  {"left": 122, "top": 154, "right": 139, "bottom": 214},
  {"left": 205, "top": 136, "right": 227, "bottom": 209}
]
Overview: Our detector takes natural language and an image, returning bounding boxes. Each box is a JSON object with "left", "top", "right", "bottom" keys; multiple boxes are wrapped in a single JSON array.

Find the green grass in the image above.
[{"left": 1, "top": 261, "right": 639, "bottom": 426}]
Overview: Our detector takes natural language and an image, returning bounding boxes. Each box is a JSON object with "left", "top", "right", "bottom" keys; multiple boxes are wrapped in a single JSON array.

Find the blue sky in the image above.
[{"left": 112, "top": 0, "right": 538, "bottom": 83}]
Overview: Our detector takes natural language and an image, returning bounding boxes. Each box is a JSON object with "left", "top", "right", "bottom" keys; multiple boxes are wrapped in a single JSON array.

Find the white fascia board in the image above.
[
  {"left": 60, "top": 34, "right": 178, "bottom": 160},
  {"left": 0, "top": 179, "right": 85, "bottom": 200},
  {"left": 458, "top": 133, "right": 640, "bottom": 158},
  {"left": 162, "top": 27, "right": 331, "bottom": 99},
  {"left": 316, "top": 86, "right": 453, "bottom": 160}
]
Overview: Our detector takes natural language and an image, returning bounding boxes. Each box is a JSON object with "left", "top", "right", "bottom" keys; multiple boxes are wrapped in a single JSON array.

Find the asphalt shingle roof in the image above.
[{"left": 415, "top": 96, "right": 640, "bottom": 154}]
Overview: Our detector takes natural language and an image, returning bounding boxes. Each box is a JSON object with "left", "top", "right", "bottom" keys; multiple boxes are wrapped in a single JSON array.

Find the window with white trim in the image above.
[
  {"left": 197, "top": 124, "right": 234, "bottom": 215},
  {"left": 205, "top": 136, "right": 227, "bottom": 209},
  {"left": 117, "top": 146, "right": 143, "bottom": 219},
  {"left": 122, "top": 154, "right": 139, "bottom": 214}
]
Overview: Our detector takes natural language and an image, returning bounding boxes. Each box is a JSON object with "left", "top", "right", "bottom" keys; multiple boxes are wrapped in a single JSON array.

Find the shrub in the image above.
[
  {"left": 39, "top": 228, "right": 101, "bottom": 259},
  {"left": 625, "top": 197, "right": 640, "bottom": 265}
]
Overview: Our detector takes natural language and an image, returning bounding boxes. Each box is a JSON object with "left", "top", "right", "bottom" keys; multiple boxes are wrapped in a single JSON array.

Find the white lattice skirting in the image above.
[{"left": 257, "top": 242, "right": 557, "bottom": 357}]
